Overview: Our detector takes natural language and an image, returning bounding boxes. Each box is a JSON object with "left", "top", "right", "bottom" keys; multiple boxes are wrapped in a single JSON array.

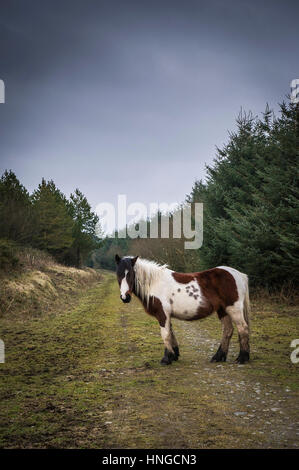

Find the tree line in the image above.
[
  {"left": 0, "top": 172, "right": 99, "bottom": 268},
  {"left": 1, "top": 98, "right": 298, "bottom": 287},
  {"left": 94, "top": 99, "right": 298, "bottom": 289}
]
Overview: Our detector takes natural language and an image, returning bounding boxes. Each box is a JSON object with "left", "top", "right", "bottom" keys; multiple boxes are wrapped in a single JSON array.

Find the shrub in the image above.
[{"left": 0, "top": 238, "right": 19, "bottom": 271}]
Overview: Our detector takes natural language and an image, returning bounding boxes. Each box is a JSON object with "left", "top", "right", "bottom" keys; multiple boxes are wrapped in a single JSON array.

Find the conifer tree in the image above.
[
  {"left": 0, "top": 170, "right": 32, "bottom": 243},
  {"left": 31, "top": 179, "right": 74, "bottom": 257},
  {"left": 68, "top": 189, "right": 99, "bottom": 267}
]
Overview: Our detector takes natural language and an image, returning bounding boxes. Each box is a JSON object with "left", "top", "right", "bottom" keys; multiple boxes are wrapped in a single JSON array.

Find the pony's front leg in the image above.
[{"left": 160, "top": 318, "right": 176, "bottom": 365}]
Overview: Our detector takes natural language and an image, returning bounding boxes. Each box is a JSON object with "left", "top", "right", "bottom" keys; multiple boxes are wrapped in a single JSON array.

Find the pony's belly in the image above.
[{"left": 171, "top": 294, "right": 202, "bottom": 320}]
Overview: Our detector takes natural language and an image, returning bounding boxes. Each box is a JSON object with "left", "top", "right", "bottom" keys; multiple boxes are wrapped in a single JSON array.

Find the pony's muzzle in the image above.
[{"left": 121, "top": 293, "right": 131, "bottom": 303}]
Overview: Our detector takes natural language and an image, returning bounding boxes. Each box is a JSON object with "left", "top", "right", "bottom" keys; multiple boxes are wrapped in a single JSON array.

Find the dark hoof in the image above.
[
  {"left": 161, "top": 348, "right": 175, "bottom": 365},
  {"left": 210, "top": 346, "right": 227, "bottom": 362},
  {"left": 173, "top": 346, "right": 180, "bottom": 361},
  {"left": 161, "top": 357, "right": 172, "bottom": 365},
  {"left": 235, "top": 350, "right": 250, "bottom": 364}
]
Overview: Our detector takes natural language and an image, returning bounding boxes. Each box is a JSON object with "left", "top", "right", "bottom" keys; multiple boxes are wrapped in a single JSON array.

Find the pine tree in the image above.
[
  {"left": 0, "top": 170, "right": 32, "bottom": 243},
  {"left": 68, "top": 189, "right": 99, "bottom": 268},
  {"left": 31, "top": 179, "right": 74, "bottom": 257}
]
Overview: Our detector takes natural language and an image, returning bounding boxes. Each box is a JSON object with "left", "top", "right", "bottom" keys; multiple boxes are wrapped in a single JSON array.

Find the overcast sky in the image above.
[{"left": 0, "top": 0, "right": 298, "bottom": 216}]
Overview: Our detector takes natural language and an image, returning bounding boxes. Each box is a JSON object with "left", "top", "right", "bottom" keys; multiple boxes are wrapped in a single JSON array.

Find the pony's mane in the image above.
[{"left": 134, "top": 258, "right": 169, "bottom": 305}]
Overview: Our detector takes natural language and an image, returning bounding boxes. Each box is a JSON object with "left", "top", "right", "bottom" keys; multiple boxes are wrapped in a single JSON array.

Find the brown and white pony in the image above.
[{"left": 115, "top": 255, "right": 250, "bottom": 365}]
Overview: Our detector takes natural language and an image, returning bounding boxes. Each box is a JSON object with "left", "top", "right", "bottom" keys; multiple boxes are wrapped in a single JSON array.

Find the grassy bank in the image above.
[{"left": 0, "top": 246, "right": 101, "bottom": 319}]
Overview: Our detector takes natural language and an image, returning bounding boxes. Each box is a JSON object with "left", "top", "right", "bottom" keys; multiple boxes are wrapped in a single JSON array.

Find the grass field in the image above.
[{"left": 0, "top": 270, "right": 298, "bottom": 448}]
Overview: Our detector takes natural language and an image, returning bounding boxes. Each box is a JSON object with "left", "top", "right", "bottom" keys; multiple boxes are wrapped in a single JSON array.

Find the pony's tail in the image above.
[{"left": 242, "top": 273, "right": 250, "bottom": 332}]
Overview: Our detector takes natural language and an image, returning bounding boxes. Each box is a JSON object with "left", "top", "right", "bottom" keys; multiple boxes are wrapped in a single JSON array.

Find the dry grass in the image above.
[
  {"left": 0, "top": 246, "right": 101, "bottom": 319},
  {"left": 251, "top": 282, "right": 298, "bottom": 306},
  {"left": 16, "top": 246, "right": 56, "bottom": 272}
]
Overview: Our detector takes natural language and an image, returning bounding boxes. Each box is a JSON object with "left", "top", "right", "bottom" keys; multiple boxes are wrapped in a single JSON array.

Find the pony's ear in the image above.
[
  {"left": 131, "top": 256, "right": 139, "bottom": 266},
  {"left": 115, "top": 254, "right": 121, "bottom": 264}
]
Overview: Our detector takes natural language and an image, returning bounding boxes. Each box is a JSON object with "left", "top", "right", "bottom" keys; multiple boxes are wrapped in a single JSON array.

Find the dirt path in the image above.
[
  {"left": 0, "top": 272, "right": 298, "bottom": 448},
  {"left": 177, "top": 320, "right": 298, "bottom": 448}
]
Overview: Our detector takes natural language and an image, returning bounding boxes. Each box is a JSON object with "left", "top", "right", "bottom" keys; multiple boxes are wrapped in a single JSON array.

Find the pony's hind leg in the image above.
[
  {"left": 226, "top": 302, "right": 250, "bottom": 364},
  {"left": 170, "top": 323, "right": 180, "bottom": 361},
  {"left": 211, "top": 314, "right": 234, "bottom": 362},
  {"left": 160, "top": 319, "right": 177, "bottom": 365}
]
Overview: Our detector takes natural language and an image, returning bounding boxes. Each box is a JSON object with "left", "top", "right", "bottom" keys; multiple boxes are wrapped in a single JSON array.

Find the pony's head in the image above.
[{"left": 115, "top": 255, "right": 139, "bottom": 303}]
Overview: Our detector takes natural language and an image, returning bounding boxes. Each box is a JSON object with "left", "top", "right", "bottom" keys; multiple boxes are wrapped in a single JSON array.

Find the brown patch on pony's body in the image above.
[
  {"left": 172, "top": 268, "right": 238, "bottom": 319},
  {"left": 135, "top": 292, "right": 167, "bottom": 327}
]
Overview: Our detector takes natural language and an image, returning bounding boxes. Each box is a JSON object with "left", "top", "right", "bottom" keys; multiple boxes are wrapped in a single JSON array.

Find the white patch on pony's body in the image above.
[
  {"left": 170, "top": 279, "right": 204, "bottom": 320},
  {"left": 120, "top": 269, "right": 129, "bottom": 299},
  {"left": 134, "top": 258, "right": 205, "bottom": 320}
]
